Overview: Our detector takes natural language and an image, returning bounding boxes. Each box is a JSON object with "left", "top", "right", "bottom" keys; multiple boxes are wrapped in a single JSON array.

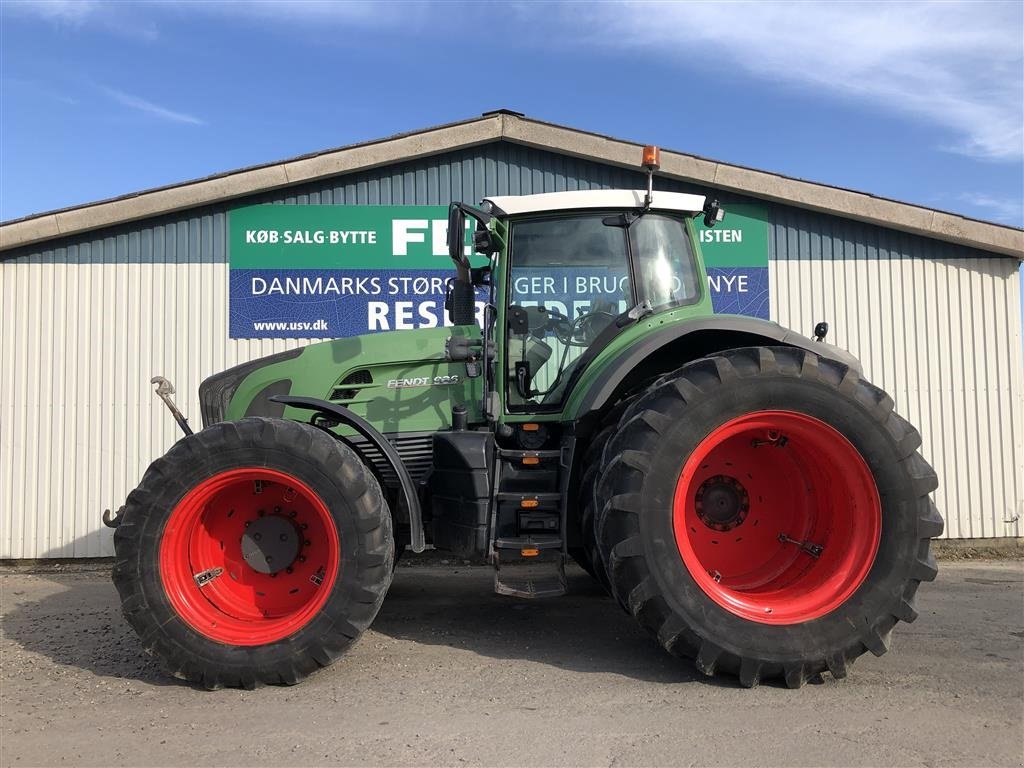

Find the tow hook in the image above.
[
  {"left": 102, "top": 505, "right": 125, "bottom": 529},
  {"left": 151, "top": 376, "right": 194, "bottom": 436}
]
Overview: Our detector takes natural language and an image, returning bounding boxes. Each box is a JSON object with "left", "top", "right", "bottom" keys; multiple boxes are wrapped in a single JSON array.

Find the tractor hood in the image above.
[{"left": 198, "top": 325, "right": 482, "bottom": 433}]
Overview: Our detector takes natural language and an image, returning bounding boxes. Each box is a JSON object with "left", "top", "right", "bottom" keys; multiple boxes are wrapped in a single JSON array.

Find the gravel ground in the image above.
[{"left": 1, "top": 559, "right": 1022, "bottom": 767}]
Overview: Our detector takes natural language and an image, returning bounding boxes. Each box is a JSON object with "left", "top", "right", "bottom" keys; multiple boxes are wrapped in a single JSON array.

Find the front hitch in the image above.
[
  {"left": 104, "top": 376, "right": 194, "bottom": 529},
  {"left": 151, "top": 376, "right": 194, "bottom": 437}
]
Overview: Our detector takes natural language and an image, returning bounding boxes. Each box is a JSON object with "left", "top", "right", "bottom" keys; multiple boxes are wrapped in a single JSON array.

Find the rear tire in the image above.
[
  {"left": 570, "top": 423, "right": 615, "bottom": 591},
  {"left": 112, "top": 417, "right": 393, "bottom": 689},
  {"left": 570, "top": 395, "right": 638, "bottom": 591},
  {"left": 594, "top": 347, "right": 942, "bottom": 688}
]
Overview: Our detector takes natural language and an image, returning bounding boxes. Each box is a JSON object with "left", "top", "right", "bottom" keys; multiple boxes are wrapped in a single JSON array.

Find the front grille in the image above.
[
  {"left": 331, "top": 369, "right": 373, "bottom": 401},
  {"left": 342, "top": 370, "right": 372, "bottom": 385},
  {"left": 345, "top": 433, "right": 433, "bottom": 488}
]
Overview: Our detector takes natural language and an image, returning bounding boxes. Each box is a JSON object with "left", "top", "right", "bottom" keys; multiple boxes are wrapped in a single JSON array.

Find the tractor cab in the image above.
[
  {"left": 435, "top": 154, "right": 729, "bottom": 597},
  {"left": 444, "top": 150, "right": 725, "bottom": 422},
  {"left": 482, "top": 189, "right": 715, "bottom": 412}
]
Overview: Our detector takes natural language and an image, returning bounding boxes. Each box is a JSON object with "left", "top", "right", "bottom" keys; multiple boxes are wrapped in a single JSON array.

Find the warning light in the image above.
[
  {"left": 520, "top": 499, "right": 540, "bottom": 509},
  {"left": 522, "top": 456, "right": 540, "bottom": 466},
  {"left": 521, "top": 548, "right": 540, "bottom": 557},
  {"left": 522, "top": 423, "right": 540, "bottom": 432},
  {"left": 642, "top": 145, "right": 661, "bottom": 170}
]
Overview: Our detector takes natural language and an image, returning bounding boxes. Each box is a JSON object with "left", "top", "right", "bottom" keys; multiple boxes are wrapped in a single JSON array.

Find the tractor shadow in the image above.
[
  {"left": 374, "top": 558, "right": 731, "bottom": 686},
  {"left": 1, "top": 561, "right": 182, "bottom": 687},
  {"left": 1, "top": 555, "right": 730, "bottom": 688}
]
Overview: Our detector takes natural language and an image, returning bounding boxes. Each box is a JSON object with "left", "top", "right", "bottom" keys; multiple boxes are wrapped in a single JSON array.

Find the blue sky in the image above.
[{"left": 1, "top": 0, "right": 1022, "bottom": 231}]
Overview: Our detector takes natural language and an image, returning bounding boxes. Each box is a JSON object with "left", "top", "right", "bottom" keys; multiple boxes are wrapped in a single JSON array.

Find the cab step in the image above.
[
  {"left": 494, "top": 551, "right": 566, "bottom": 599},
  {"left": 496, "top": 448, "right": 561, "bottom": 460},
  {"left": 494, "top": 534, "right": 562, "bottom": 550},
  {"left": 496, "top": 492, "right": 562, "bottom": 505}
]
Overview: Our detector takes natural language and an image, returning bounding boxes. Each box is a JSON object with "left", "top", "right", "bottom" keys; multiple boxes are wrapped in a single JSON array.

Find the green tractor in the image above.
[{"left": 109, "top": 147, "right": 942, "bottom": 689}]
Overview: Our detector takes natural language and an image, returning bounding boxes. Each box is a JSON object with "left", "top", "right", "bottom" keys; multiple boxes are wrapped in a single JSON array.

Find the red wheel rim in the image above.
[
  {"left": 159, "top": 468, "right": 340, "bottom": 645},
  {"left": 672, "top": 411, "right": 881, "bottom": 625}
]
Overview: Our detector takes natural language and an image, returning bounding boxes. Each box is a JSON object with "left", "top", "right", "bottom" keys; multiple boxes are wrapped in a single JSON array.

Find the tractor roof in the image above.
[{"left": 483, "top": 190, "right": 706, "bottom": 217}]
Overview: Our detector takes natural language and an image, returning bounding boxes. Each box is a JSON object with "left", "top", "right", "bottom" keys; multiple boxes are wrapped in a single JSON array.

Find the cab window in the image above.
[{"left": 504, "top": 212, "right": 699, "bottom": 411}]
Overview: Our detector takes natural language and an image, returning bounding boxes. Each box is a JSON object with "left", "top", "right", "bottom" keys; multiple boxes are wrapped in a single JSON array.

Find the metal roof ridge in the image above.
[
  {"left": 1, "top": 111, "right": 1021, "bottom": 259},
  {"left": 515, "top": 114, "right": 1021, "bottom": 233},
  {"left": 498, "top": 114, "right": 1022, "bottom": 259}
]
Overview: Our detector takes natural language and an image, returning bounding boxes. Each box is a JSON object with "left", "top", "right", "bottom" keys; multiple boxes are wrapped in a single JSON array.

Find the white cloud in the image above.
[
  {"left": 100, "top": 86, "right": 205, "bottom": 125},
  {"left": 958, "top": 193, "right": 1024, "bottom": 225},
  {"left": 174, "top": 0, "right": 419, "bottom": 25},
  {"left": 2, "top": 76, "right": 79, "bottom": 105},
  {"left": 568, "top": 1, "right": 1023, "bottom": 162},
  {"left": 4, "top": 0, "right": 417, "bottom": 31},
  {"left": 8, "top": 1, "right": 1021, "bottom": 162},
  {"left": 2, "top": 0, "right": 159, "bottom": 39},
  {"left": 3, "top": 0, "right": 102, "bottom": 25}
]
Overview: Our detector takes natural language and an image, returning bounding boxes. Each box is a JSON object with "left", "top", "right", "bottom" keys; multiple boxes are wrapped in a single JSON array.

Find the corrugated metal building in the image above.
[{"left": 1, "top": 111, "right": 1022, "bottom": 558}]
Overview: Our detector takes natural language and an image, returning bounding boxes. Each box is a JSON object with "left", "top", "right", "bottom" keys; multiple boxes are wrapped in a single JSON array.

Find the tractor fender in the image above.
[
  {"left": 572, "top": 314, "right": 863, "bottom": 419},
  {"left": 270, "top": 395, "right": 425, "bottom": 553}
]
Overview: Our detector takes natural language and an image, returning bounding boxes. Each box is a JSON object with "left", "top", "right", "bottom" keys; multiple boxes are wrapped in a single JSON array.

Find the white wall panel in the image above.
[{"left": 0, "top": 256, "right": 306, "bottom": 558}]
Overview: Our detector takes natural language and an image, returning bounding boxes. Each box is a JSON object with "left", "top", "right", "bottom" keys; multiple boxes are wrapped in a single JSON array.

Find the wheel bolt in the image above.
[
  {"left": 253, "top": 533, "right": 262, "bottom": 541},
  {"left": 286, "top": 567, "right": 294, "bottom": 574},
  {"left": 289, "top": 510, "right": 297, "bottom": 518},
  {"left": 274, "top": 506, "right": 282, "bottom": 514},
  {"left": 280, "top": 533, "right": 289, "bottom": 541},
  {"left": 301, "top": 523, "right": 308, "bottom": 530},
  {"left": 299, "top": 556, "right": 306, "bottom": 563},
  {"left": 304, "top": 540, "right": 311, "bottom": 547}
]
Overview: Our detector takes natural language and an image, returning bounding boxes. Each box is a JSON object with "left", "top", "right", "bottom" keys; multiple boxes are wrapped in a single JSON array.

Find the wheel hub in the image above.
[
  {"left": 694, "top": 475, "right": 749, "bottom": 531},
  {"left": 240, "top": 515, "right": 301, "bottom": 574}
]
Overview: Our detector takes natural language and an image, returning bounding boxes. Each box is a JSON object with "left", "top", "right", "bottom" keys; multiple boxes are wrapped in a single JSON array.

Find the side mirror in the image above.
[{"left": 447, "top": 204, "right": 466, "bottom": 262}]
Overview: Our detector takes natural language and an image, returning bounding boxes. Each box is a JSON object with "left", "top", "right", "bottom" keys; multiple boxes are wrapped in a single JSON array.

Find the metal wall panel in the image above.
[{"left": 1, "top": 142, "right": 1020, "bottom": 557}]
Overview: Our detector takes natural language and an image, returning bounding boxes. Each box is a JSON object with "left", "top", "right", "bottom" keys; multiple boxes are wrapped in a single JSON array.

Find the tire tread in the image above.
[{"left": 591, "top": 346, "right": 943, "bottom": 688}]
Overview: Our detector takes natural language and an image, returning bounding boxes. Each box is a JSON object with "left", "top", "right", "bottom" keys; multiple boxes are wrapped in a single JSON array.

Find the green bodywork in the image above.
[
  {"left": 223, "top": 325, "right": 485, "bottom": 431},
  {"left": 218, "top": 211, "right": 715, "bottom": 431}
]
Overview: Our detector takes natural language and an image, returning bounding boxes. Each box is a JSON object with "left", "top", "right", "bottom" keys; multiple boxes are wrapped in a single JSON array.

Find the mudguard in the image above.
[
  {"left": 572, "top": 314, "right": 863, "bottom": 418},
  {"left": 270, "top": 395, "right": 426, "bottom": 553}
]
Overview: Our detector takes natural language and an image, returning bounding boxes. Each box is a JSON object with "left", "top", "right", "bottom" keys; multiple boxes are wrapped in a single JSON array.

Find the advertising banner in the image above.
[
  {"left": 229, "top": 205, "right": 457, "bottom": 339},
  {"left": 696, "top": 203, "right": 770, "bottom": 319},
  {"left": 228, "top": 202, "right": 769, "bottom": 339}
]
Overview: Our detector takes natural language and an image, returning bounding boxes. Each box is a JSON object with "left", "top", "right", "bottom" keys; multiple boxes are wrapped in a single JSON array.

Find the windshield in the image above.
[{"left": 505, "top": 212, "right": 699, "bottom": 410}]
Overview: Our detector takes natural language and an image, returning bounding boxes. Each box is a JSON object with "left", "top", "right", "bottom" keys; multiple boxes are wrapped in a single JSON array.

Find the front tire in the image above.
[
  {"left": 594, "top": 347, "right": 943, "bottom": 688},
  {"left": 112, "top": 417, "right": 393, "bottom": 689}
]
